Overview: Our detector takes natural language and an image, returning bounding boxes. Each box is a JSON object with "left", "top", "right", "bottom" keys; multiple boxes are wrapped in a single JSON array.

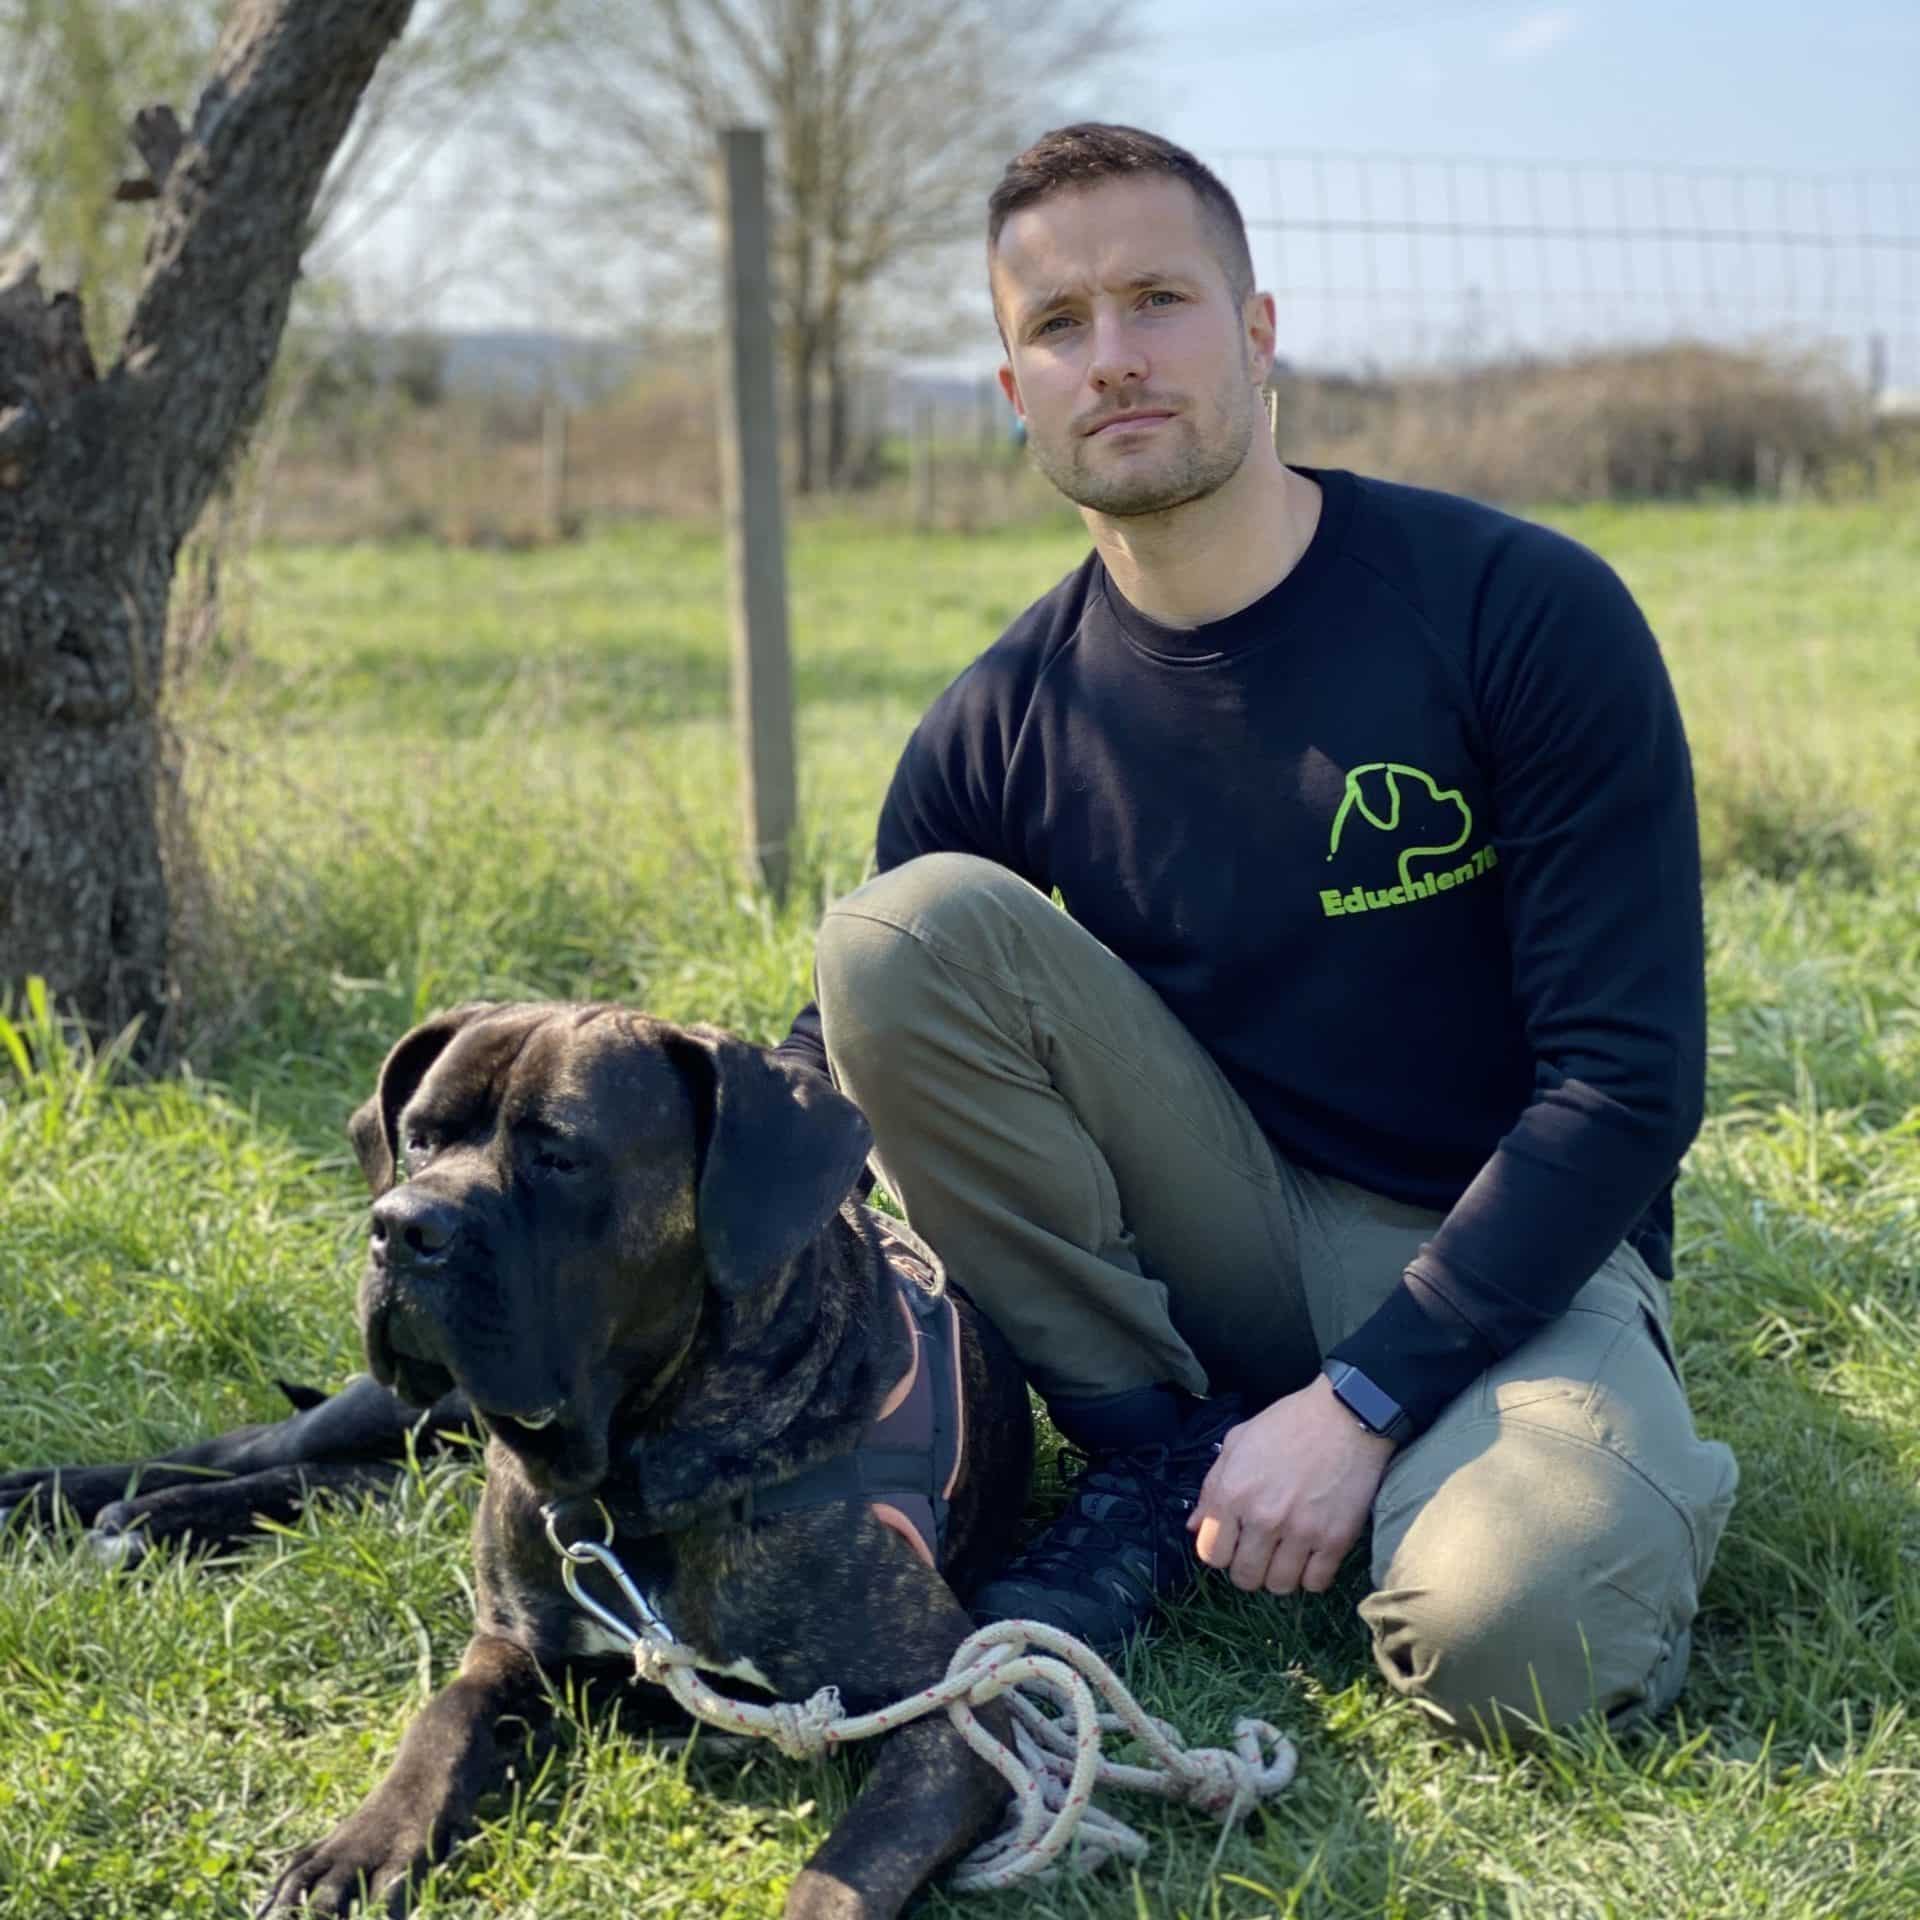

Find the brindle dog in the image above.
[{"left": 1, "top": 1003, "right": 1034, "bottom": 1919}]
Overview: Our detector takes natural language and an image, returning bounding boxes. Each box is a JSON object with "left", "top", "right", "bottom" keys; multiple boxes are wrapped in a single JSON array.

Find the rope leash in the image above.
[{"left": 545, "top": 1505, "right": 1298, "bottom": 1888}]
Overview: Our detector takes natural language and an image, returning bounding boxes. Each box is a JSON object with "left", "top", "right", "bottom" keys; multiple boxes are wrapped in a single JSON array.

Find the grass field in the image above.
[{"left": 2, "top": 488, "right": 1917, "bottom": 1917}]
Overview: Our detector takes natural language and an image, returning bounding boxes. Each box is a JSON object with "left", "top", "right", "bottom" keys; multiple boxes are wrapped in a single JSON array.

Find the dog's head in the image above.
[{"left": 349, "top": 1002, "right": 872, "bottom": 1496}]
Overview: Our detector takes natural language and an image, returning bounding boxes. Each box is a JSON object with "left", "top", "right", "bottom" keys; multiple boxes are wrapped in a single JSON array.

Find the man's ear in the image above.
[
  {"left": 665, "top": 1024, "right": 873, "bottom": 1297},
  {"left": 996, "top": 359, "right": 1024, "bottom": 420},
  {"left": 1244, "top": 288, "right": 1278, "bottom": 386},
  {"left": 346, "top": 1002, "right": 503, "bottom": 1195}
]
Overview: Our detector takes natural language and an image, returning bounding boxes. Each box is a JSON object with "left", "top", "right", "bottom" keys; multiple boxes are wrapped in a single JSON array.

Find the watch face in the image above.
[{"left": 1330, "top": 1364, "right": 1407, "bottom": 1438}]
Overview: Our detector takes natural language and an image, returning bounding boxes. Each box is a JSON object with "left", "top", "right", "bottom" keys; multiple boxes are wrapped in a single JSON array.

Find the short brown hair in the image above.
[{"left": 987, "top": 123, "right": 1256, "bottom": 306}]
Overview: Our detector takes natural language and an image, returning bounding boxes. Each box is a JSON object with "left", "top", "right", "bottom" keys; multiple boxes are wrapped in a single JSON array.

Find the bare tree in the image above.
[
  {"left": 533, "top": 0, "right": 1132, "bottom": 493},
  {"left": 0, "top": 0, "right": 227, "bottom": 358},
  {"left": 0, "top": 0, "right": 556, "bottom": 371},
  {"left": 0, "top": 0, "right": 416, "bottom": 1049}
]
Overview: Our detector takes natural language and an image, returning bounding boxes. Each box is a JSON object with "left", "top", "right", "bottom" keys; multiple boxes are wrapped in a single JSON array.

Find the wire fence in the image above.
[
  {"left": 259, "top": 146, "right": 1920, "bottom": 543},
  {"left": 1216, "top": 149, "right": 1919, "bottom": 393},
  {"left": 881, "top": 150, "right": 1920, "bottom": 518}
]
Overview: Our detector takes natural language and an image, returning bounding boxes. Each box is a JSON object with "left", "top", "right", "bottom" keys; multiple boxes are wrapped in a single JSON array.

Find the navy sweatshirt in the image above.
[{"left": 779, "top": 467, "right": 1706, "bottom": 1435}]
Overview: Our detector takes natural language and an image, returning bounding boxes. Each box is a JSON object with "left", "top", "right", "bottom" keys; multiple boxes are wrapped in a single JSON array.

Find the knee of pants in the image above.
[
  {"left": 815, "top": 854, "right": 1038, "bottom": 1051},
  {"left": 1360, "top": 1431, "right": 1703, "bottom": 1746}
]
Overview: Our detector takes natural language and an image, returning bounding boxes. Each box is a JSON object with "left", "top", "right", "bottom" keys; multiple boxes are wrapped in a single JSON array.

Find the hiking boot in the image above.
[{"left": 970, "top": 1388, "right": 1244, "bottom": 1652}]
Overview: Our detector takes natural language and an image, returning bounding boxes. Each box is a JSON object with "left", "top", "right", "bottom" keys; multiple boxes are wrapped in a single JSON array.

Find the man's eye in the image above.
[
  {"left": 1144, "top": 290, "right": 1181, "bottom": 308},
  {"left": 1035, "top": 315, "right": 1073, "bottom": 337}
]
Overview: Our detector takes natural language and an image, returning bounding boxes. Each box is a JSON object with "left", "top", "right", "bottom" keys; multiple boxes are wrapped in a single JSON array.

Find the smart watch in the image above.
[{"left": 1322, "top": 1361, "right": 1414, "bottom": 1446}]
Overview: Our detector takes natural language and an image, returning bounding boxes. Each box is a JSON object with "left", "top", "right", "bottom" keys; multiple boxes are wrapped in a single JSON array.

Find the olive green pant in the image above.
[{"left": 814, "top": 853, "right": 1739, "bottom": 1743}]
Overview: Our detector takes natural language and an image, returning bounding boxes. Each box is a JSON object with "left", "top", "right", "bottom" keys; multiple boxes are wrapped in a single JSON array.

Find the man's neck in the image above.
[{"left": 1087, "top": 455, "right": 1322, "bottom": 631}]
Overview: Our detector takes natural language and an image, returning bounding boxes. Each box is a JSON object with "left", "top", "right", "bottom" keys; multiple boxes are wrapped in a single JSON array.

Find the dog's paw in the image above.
[
  {"left": 85, "top": 1507, "right": 152, "bottom": 1568},
  {"left": 785, "top": 1866, "right": 880, "bottom": 1920},
  {"left": 256, "top": 1814, "right": 432, "bottom": 1917}
]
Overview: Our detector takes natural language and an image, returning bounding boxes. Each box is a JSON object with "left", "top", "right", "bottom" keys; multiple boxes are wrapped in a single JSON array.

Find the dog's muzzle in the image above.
[{"left": 363, "top": 1192, "right": 576, "bottom": 1438}]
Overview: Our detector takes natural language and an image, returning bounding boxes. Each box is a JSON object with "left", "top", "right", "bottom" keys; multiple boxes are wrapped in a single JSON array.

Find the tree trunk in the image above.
[
  {"left": 825, "top": 339, "right": 851, "bottom": 490},
  {"left": 787, "top": 321, "right": 820, "bottom": 497},
  {"left": 0, "top": 0, "right": 415, "bottom": 1051}
]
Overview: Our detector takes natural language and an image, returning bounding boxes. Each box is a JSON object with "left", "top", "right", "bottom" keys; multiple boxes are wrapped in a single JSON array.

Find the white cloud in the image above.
[{"left": 1492, "top": 8, "right": 1578, "bottom": 62}]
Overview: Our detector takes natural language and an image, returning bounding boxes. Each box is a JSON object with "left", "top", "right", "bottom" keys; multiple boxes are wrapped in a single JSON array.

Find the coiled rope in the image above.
[{"left": 546, "top": 1507, "right": 1298, "bottom": 1888}]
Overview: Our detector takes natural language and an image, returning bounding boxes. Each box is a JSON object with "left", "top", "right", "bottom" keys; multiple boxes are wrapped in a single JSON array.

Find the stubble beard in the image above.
[{"left": 1030, "top": 364, "right": 1262, "bottom": 519}]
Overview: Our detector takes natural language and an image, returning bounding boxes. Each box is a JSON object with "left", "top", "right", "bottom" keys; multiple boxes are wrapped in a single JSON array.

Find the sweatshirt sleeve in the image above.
[{"left": 1326, "top": 528, "right": 1707, "bottom": 1434}]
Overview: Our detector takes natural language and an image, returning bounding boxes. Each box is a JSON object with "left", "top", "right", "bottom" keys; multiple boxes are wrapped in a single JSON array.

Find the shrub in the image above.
[{"left": 1274, "top": 342, "right": 1872, "bottom": 503}]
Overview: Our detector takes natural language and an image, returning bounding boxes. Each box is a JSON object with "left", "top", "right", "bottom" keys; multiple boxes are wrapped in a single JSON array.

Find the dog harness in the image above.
[{"left": 744, "top": 1213, "right": 966, "bottom": 1568}]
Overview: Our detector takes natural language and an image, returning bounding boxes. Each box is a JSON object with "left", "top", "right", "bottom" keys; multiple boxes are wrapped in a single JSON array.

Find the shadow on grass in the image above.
[
  {"left": 13, "top": 1353, "right": 1906, "bottom": 1919},
  {"left": 7, "top": 1025, "right": 1910, "bottom": 1913},
  {"left": 420, "top": 1425, "right": 1515, "bottom": 1920},
  {"left": 488, "top": 1581, "right": 1476, "bottom": 1920}
]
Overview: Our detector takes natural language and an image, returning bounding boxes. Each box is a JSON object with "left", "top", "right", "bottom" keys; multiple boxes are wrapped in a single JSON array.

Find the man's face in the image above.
[{"left": 991, "top": 176, "right": 1275, "bottom": 519}]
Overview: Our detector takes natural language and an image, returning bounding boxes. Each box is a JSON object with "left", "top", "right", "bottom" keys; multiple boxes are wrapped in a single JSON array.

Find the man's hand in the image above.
[{"left": 1187, "top": 1373, "right": 1398, "bottom": 1594}]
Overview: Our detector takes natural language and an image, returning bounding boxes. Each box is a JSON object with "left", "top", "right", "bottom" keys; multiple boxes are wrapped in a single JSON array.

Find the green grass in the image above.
[{"left": 3, "top": 490, "right": 1918, "bottom": 1917}]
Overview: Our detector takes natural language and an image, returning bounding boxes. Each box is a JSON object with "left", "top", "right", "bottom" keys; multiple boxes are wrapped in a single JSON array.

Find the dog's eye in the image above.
[
  {"left": 403, "top": 1130, "right": 433, "bottom": 1169},
  {"left": 535, "top": 1147, "right": 579, "bottom": 1175}
]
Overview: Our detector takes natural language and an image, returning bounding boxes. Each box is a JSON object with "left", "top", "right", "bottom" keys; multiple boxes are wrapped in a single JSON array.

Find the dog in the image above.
[{"left": 1, "top": 1002, "right": 1035, "bottom": 1919}]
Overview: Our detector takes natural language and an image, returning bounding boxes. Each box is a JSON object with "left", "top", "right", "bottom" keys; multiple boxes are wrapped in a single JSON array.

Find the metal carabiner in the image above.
[{"left": 542, "top": 1500, "right": 678, "bottom": 1648}]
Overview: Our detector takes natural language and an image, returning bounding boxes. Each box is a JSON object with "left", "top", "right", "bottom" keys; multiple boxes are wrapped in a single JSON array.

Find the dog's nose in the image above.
[{"left": 370, "top": 1188, "right": 462, "bottom": 1266}]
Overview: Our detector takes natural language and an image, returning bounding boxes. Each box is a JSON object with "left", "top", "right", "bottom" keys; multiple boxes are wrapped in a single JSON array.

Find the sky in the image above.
[
  {"left": 1126, "top": 0, "right": 1918, "bottom": 177},
  {"left": 1081, "top": 0, "right": 1918, "bottom": 384},
  {"left": 344, "top": 0, "right": 1920, "bottom": 386}
]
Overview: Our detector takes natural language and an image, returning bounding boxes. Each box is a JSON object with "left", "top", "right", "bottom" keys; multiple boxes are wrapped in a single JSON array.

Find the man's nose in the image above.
[
  {"left": 1086, "top": 312, "right": 1146, "bottom": 392},
  {"left": 370, "top": 1187, "right": 462, "bottom": 1267}
]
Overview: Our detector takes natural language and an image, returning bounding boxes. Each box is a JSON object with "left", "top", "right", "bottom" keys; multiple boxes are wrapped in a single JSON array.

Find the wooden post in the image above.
[{"left": 715, "top": 126, "right": 795, "bottom": 901}]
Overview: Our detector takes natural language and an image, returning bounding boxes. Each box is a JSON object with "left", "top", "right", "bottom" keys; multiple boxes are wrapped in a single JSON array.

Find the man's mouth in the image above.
[{"left": 1087, "top": 410, "right": 1175, "bottom": 437}]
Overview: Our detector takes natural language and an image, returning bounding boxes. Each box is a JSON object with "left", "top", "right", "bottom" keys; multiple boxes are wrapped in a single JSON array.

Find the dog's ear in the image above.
[
  {"left": 347, "top": 1002, "right": 503, "bottom": 1195},
  {"left": 666, "top": 1025, "right": 872, "bottom": 1297}
]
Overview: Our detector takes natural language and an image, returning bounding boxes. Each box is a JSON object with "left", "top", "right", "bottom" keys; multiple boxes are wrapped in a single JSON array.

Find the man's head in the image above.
[
  {"left": 988, "top": 124, "right": 1255, "bottom": 321},
  {"left": 986, "top": 124, "right": 1275, "bottom": 521}
]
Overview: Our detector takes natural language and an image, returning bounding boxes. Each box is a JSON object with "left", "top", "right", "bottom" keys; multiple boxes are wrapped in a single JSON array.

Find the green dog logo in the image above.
[{"left": 1319, "top": 763, "right": 1494, "bottom": 920}]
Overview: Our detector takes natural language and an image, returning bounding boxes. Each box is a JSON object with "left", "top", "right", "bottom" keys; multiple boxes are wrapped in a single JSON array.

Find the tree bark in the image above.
[
  {"left": 0, "top": 0, "right": 415, "bottom": 1050},
  {"left": 825, "top": 338, "right": 851, "bottom": 489},
  {"left": 788, "top": 324, "right": 818, "bottom": 496}
]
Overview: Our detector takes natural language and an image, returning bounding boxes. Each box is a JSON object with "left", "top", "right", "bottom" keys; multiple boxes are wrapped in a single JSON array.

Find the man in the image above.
[{"left": 775, "top": 124, "right": 1737, "bottom": 1744}]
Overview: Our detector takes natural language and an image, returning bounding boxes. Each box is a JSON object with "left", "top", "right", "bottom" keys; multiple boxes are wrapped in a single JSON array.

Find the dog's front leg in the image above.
[
  {"left": 258, "top": 1632, "right": 550, "bottom": 1917},
  {"left": 1, "top": 1376, "right": 472, "bottom": 1546},
  {"left": 786, "top": 1706, "right": 1013, "bottom": 1920}
]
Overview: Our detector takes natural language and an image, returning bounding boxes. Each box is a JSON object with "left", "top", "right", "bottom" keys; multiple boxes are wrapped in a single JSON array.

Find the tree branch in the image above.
[
  {"left": 114, "top": 0, "right": 418, "bottom": 551},
  {"left": 114, "top": 104, "right": 186, "bottom": 203},
  {"left": 0, "top": 256, "right": 98, "bottom": 487}
]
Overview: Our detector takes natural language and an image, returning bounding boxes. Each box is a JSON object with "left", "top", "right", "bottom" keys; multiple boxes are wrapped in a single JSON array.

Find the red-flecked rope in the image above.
[{"left": 547, "top": 1513, "right": 1298, "bottom": 1889}]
